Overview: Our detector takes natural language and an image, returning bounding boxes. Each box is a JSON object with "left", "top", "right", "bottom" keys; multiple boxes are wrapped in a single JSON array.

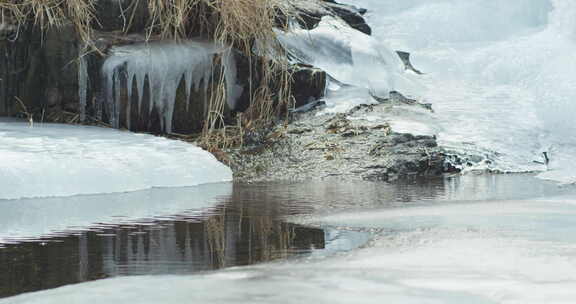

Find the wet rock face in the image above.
[
  {"left": 93, "top": 0, "right": 149, "bottom": 32},
  {"left": 291, "top": 64, "right": 327, "bottom": 109},
  {"left": 0, "top": 19, "right": 18, "bottom": 42}
]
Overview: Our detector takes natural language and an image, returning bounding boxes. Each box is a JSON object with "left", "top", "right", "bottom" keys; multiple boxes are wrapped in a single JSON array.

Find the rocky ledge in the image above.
[{"left": 225, "top": 93, "right": 456, "bottom": 182}]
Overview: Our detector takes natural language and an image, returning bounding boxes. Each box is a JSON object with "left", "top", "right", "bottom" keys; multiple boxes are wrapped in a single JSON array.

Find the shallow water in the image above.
[
  {"left": 2, "top": 174, "right": 575, "bottom": 302},
  {"left": 0, "top": 182, "right": 370, "bottom": 299}
]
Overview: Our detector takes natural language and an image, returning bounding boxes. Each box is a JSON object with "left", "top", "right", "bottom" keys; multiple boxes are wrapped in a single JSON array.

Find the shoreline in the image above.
[{"left": 223, "top": 95, "right": 455, "bottom": 183}]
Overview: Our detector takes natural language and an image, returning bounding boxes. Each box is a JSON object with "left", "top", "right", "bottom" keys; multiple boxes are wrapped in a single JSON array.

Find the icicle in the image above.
[
  {"left": 184, "top": 68, "right": 194, "bottom": 112},
  {"left": 223, "top": 48, "right": 243, "bottom": 110},
  {"left": 113, "top": 70, "right": 121, "bottom": 128},
  {"left": 101, "top": 40, "right": 232, "bottom": 133},
  {"left": 78, "top": 53, "right": 88, "bottom": 122}
]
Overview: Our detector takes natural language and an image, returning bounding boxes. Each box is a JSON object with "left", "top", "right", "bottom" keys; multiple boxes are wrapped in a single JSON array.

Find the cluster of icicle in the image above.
[{"left": 79, "top": 40, "right": 242, "bottom": 133}]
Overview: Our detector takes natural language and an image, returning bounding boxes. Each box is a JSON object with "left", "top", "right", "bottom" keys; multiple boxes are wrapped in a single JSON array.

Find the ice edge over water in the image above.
[{"left": 0, "top": 119, "right": 232, "bottom": 200}]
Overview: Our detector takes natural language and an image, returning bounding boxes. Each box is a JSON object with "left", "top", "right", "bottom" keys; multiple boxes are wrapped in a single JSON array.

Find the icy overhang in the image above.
[{"left": 84, "top": 40, "right": 243, "bottom": 133}]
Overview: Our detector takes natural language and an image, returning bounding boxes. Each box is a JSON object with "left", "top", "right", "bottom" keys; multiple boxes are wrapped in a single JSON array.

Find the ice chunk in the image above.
[
  {"left": 0, "top": 118, "right": 232, "bottom": 200},
  {"left": 277, "top": 16, "right": 421, "bottom": 99}
]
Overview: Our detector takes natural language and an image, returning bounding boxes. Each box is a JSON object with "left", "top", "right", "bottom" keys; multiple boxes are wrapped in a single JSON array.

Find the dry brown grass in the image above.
[{"left": 0, "top": 0, "right": 96, "bottom": 45}]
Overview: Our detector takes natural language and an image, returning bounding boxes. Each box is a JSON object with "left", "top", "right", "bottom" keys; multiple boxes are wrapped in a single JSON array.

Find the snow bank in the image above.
[{"left": 0, "top": 118, "right": 232, "bottom": 200}]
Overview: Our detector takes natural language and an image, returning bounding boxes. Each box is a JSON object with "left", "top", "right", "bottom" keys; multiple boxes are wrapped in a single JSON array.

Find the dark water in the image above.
[
  {"left": 1, "top": 174, "right": 573, "bottom": 299},
  {"left": 0, "top": 192, "right": 327, "bottom": 298}
]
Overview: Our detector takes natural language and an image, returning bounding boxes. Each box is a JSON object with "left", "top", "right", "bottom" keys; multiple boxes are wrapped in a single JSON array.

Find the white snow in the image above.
[
  {"left": 0, "top": 182, "right": 231, "bottom": 244},
  {"left": 338, "top": 0, "right": 576, "bottom": 182},
  {"left": 279, "top": 0, "right": 576, "bottom": 182},
  {"left": 100, "top": 40, "right": 242, "bottom": 133},
  {"left": 0, "top": 118, "right": 232, "bottom": 200}
]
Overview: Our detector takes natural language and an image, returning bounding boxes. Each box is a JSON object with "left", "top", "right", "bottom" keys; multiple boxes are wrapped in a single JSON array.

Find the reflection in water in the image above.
[
  {"left": 0, "top": 192, "right": 325, "bottom": 299},
  {"left": 2, "top": 174, "right": 567, "bottom": 299}
]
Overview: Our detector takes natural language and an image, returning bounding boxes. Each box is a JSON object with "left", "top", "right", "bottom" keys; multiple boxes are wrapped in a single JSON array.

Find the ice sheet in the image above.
[
  {"left": 0, "top": 118, "right": 232, "bottom": 200},
  {"left": 0, "top": 183, "right": 231, "bottom": 244}
]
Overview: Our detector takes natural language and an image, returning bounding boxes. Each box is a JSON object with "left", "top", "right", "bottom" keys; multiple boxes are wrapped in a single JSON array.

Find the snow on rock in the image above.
[{"left": 0, "top": 118, "right": 232, "bottom": 200}]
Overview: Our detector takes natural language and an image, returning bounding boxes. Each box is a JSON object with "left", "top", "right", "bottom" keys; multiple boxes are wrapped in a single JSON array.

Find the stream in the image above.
[{"left": 2, "top": 174, "right": 576, "bottom": 303}]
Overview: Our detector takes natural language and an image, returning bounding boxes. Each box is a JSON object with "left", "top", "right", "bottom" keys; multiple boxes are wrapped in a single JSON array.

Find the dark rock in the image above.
[
  {"left": 396, "top": 51, "right": 423, "bottom": 74},
  {"left": 0, "top": 24, "right": 47, "bottom": 117},
  {"left": 229, "top": 51, "right": 258, "bottom": 113},
  {"left": 0, "top": 19, "right": 18, "bottom": 42},
  {"left": 232, "top": 56, "right": 326, "bottom": 115},
  {"left": 293, "top": 0, "right": 372, "bottom": 35},
  {"left": 93, "top": 0, "right": 149, "bottom": 33},
  {"left": 287, "top": 128, "right": 312, "bottom": 135},
  {"left": 324, "top": 2, "right": 372, "bottom": 35},
  {"left": 291, "top": 64, "right": 326, "bottom": 109}
]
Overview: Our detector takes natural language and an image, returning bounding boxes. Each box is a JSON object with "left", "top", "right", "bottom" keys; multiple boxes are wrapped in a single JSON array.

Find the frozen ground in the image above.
[
  {"left": 0, "top": 118, "right": 231, "bottom": 200},
  {"left": 4, "top": 176, "right": 576, "bottom": 304}
]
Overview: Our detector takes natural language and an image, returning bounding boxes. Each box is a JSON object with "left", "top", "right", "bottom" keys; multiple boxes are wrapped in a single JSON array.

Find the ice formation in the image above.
[
  {"left": 275, "top": 0, "right": 576, "bottom": 182},
  {"left": 277, "top": 16, "right": 422, "bottom": 113},
  {"left": 97, "top": 40, "right": 242, "bottom": 133},
  {"left": 280, "top": 0, "right": 576, "bottom": 182},
  {"left": 0, "top": 118, "right": 232, "bottom": 200},
  {"left": 0, "top": 183, "right": 231, "bottom": 244},
  {"left": 78, "top": 52, "right": 88, "bottom": 122},
  {"left": 339, "top": 0, "right": 576, "bottom": 183}
]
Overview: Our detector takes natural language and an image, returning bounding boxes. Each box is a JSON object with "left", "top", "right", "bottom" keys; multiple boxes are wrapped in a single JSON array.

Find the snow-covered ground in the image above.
[
  {"left": 0, "top": 118, "right": 231, "bottom": 200},
  {"left": 283, "top": 0, "right": 576, "bottom": 183},
  {"left": 348, "top": 0, "right": 576, "bottom": 182}
]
